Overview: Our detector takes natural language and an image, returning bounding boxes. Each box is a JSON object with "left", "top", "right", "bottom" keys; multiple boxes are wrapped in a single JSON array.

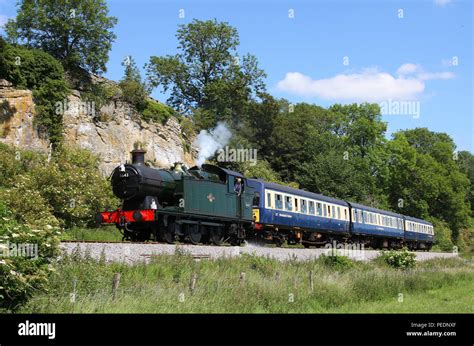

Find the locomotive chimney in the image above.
[{"left": 131, "top": 149, "right": 146, "bottom": 165}]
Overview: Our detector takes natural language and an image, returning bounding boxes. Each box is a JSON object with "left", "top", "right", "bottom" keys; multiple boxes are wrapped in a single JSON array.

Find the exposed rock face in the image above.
[
  {"left": 0, "top": 80, "right": 50, "bottom": 151},
  {"left": 0, "top": 79, "right": 196, "bottom": 174}
]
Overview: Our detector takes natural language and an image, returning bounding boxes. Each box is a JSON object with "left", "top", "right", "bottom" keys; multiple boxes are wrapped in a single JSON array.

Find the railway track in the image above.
[{"left": 60, "top": 240, "right": 459, "bottom": 264}]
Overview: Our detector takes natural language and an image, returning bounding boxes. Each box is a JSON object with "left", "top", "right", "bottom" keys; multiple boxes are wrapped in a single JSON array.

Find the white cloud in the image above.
[
  {"left": 417, "top": 71, "right": 455, "bottom": 81},
  {"left": 397, "top": 63, "right": 420, "bottom": 75},
  {"left": 434, "top": 0, "right": 452, "bottom": 7},
  {"left": 277, "top": 70, "right": 424, "bottom": 102},
  {"left": 276, "top": 64, "right": 455, "bottom": 102}
]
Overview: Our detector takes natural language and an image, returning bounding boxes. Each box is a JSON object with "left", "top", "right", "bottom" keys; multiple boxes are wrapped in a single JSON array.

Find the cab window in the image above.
[{"left": 252, "top": 193, "right": 260, "bottom": 207}]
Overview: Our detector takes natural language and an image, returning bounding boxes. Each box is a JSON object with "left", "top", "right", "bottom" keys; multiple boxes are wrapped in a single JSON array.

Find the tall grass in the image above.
[
  {"left": 20, "top": 253, "right": 474, "bottom": 313},
  {"left": 61, "top": 226, "right": 122, "bottom": 242}
]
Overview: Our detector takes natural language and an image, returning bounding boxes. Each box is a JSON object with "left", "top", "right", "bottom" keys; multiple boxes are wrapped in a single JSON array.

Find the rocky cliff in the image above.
[{"left": 0, "top": 79, "right": 196, "bottom": 174}]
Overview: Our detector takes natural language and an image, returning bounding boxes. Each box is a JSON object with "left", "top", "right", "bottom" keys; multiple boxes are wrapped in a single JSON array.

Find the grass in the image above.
[
  {"left": 18, "top": 253, "right": 474, "bottom": 314},
  {"left": 333, "top": 279, "right": 473, "bottom": 313},
  {"left": 61, "top": 226, "right": 122, "bottom": 242}
]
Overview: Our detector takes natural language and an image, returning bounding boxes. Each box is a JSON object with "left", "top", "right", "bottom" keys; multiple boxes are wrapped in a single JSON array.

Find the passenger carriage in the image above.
[
  {"left": 347, "top": 202, "right": 405, "bottom": 249},
  {"left": 403, "top": 216, "right": 434, "bottom": 250},
  {"left": 247, "top": 179, "right": 350, "bottom": 246}
]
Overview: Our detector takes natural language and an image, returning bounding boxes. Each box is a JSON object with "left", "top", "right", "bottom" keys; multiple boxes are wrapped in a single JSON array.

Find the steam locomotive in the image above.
[{"left": 98, "top": 149, "right": 434, "bottom": 250}]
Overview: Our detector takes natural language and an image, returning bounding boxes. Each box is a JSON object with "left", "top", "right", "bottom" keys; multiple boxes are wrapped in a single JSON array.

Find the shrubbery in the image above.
[
  {"left": 432, "top": 219, "right": 455, "bottom": 252},
  {"left": 0, "top": 202, "right": 60, "bottom": 311},
  {"left": 0, "top": 143, "right": 118, "bottom": 229},
  {"left": 379, "top": 248, "right": 417, "bottom": 269},
  {"left": 0, "top": 38, "right": 69, "bottom": 147},
  {"left": 142, "top": 99, "right": 176, "bottom": 124},
  {"left": 319, "top": 254, "right": 354, "bottom": 271}
]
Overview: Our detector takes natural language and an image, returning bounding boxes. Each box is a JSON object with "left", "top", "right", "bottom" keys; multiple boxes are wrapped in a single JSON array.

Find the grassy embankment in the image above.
[{"left": 19, "top": 252, "right": 474, "bottom": 313}]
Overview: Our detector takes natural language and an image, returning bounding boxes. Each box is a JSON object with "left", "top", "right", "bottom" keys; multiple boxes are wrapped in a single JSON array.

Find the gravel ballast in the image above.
[{"left": 60, "top": 242, "right": 459, "bottom": 264}]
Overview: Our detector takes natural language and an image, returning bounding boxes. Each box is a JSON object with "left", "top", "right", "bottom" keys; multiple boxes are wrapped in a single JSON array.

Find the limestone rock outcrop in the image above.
[{"left": 0, "top": 79, "right": 196, "bottom": 174}]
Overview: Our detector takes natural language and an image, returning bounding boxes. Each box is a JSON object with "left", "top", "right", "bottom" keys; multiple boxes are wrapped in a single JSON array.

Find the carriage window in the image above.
[
  {"left": 301, "top": 199, "right": 307, "bottom": 213},
  {"left": 337, "top": 207, "right": 341, "bottom": 220},
  {"left": 317, "top": 203, "right": 322, "bottom": 216},
  {"left": 323, "top": 204, "right": 327, "bottom": 217},
  {"left": 275, "top": 194, "right": 283, "bottom": 210},
  {"left": 252, "top": 193, "right": 260, "bottom": 207},
  {"left": 294, "top": 198, "right": 299, "bottom": 211},
  {"left": 266, "top": 193, "right": 271, "bottom": 207},
  {"left": 344, "top": 209, "right": 348, "bottom": 220},
  {"left": 363, "top": 212, "right": 367, "bottom": 223},
  {"left": 285, "top": 196, "right": 293, "bottom": 211},
  {"left": 309, "top": 201, "right": 315, "bottom": 214},
  {"left": 327, "top": 205, "right": 331, "bottom": 217},
  {"left": 331, "top": 206, "right": 335, "bottom": 219}
]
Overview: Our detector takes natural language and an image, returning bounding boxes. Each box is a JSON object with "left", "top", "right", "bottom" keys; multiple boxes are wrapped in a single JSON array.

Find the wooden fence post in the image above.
[
  {"left": 189, "top": 273, "right": 198, "bottom": 294},
  {"left": 309, "top": 270, "right": 314, "bottom": 292},
  {"left": 240, "top": 272, "right": 246, "bottom": 284},
  {"left": 112, "top": 273, "right": 121, "bottom": 300}
]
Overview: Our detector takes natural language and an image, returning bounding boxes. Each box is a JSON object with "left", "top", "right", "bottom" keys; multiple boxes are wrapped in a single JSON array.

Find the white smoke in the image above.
[{"left": 194, "top": 122, "right": 232, "bottom": 166}]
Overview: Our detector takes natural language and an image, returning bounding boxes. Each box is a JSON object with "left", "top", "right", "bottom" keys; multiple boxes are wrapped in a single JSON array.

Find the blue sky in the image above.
[{"left": 1, "top": 0, "right": 472, "bottom": 151}]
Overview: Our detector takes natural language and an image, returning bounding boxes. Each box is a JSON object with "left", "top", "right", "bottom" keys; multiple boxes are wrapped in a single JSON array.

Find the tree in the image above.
[
  {"left": 5, "top": 0, "right": 117, "bottom": 75},
  {"left": 386, "top": 131, "right": 471, "bottom": 241},
  {"left": 146, "top": 19, "right": 266, "bottom": 127},
  {"left": 119, "top": 56, "right": 148, "bottom": 112},
  {"left": 457, "top": 151, "right": 474, "bottom": 213}
]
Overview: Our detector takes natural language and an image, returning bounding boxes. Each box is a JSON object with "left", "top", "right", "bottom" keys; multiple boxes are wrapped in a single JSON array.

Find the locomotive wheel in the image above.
[
  {"left": 210, "top": 227, "right": 224, "bottom": 246},
  {"left": 186, "top": 225, "right": 201, "bottom": 245},
  {"left": 162, "top": 222, "right": 176, "bottom": 244},
  {"left": 230, "top": 236, "right": 242, "bottom": 246},
  {"left": 273, "top": 234, "right": 285, "bottom": 247}
]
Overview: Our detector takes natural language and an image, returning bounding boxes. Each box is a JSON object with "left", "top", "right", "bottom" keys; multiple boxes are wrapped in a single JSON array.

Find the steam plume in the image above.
[{"left": 194, "top": 122, "right": 232, "bottom": 166}]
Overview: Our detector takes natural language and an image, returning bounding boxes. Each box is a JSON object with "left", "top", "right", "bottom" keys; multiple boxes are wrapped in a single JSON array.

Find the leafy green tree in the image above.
[
  {"left": 386, "top": 131, "right": 471, "bottom": 242},
  {"left": 146, "top": 19, "right": 266, "bottom": 128},
  {"left": 119, "top": 56, "right": 147, "bottom": 112},
  {"left": 329, "top": 103, "right": 387, "bottom": 158},
  {"left": 5, "top": 0, "right": 117, "bottom": 74},
  {"left": 269, "top": 103, "right": 334, "bottom": 182},
  {"left": 457, "top": 151, "right": 474, "bottom": 213}
]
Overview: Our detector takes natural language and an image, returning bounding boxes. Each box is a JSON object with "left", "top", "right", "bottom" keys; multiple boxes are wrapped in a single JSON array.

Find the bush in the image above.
[
  {"left": 0, "top": 39, "right": 70, "bottom": 147},
  {"left": 119, "top": 78, "right": 147, "bottom": 112},
  {"left": 142, "top": 99, "right": 176, "bottom": 124},
  {"left": 319, "top": 254, "right": 354, "bottom": 271},
  {"left": 82, "top": 82, "right": 120, "bottom": 117},
  {"left": 379, "top": 249, "right": 417, "bottom": 269},
  {"left": 0, "top": 145, "right": 119, "bottom": 229},
  {"left": 0, "top": 202, "right": 60, "bottom": 311},
  {"left": 432, "top": 219, "right": 455, "bottom": 252},
  {"left": 177, "top": 115, "right": 196, "bottom": 138}
]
